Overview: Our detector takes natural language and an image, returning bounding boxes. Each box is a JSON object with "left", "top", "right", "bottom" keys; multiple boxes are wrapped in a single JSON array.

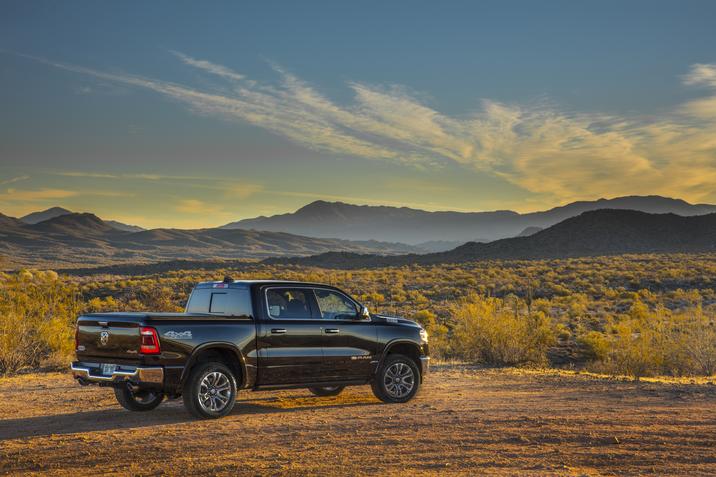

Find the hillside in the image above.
[
  {"left": 265, "top": 210, "right": 716, "bottom": 268},
  {"left": 19, "top": 206, "right": 144, "bottom": 232},
  {"left": 0, "top": 212, "right": 423, "bottom": 269},
  {"left": 224, "top": 195, "right": 716, "bottom": 244}
]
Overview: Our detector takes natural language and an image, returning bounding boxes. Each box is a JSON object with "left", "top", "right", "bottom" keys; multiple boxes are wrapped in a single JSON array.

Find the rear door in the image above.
[
  {"left": 256, "top": 287, "right": 325, "bottom": 385},
  {"left": 313, "top": 288, "right": 377, "bottom": 380}
]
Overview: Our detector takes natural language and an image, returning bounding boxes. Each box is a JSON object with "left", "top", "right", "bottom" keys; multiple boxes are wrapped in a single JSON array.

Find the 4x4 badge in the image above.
[{"left": 164, "top": 330, "right": 192, "bottom": 339}]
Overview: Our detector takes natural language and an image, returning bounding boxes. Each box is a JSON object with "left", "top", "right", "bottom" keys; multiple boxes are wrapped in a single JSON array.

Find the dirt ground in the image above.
[{"left": 1, "top": 366, "right": 715, "bottom": 476}]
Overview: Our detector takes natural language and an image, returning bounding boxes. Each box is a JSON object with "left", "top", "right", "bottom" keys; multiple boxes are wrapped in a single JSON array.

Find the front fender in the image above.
[{"left": 376, "top": 338, "right": 427, "bottom": 374}]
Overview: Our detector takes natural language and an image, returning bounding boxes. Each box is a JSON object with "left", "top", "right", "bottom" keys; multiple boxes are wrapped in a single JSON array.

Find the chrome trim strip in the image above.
[
  {"left": 71, "top": 362, "right": 164, "bottom": 385},
  {"left": 419, "top": 356, "right": 430, "bottom": 375}
]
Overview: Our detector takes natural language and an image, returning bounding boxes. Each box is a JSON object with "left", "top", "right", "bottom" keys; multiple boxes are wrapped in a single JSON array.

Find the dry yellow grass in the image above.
[{"left": 2, "top": 366, "right": 715, "bottom": 476}]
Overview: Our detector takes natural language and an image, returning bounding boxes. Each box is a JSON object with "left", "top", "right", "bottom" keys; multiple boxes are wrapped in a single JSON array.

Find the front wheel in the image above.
[
  {"left": 183, "top": 362, "right": 237, "bottom": 419},
  {"left": 371, "top": 354, "right": 421, "bottom": 403},
  {"left": 308, "top": 385, "right": 345, "bottom": 397},
  {"left": 114, "top": 383, "right": 164, "bottom": 412}
]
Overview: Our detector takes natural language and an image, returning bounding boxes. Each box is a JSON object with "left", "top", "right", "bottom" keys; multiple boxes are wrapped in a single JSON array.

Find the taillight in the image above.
[
  {"left": 74, "top": 324, "right": 79, "bottom": 351},
  {"left": 140, "top": 327, "right": 161, "bottom": 355}
]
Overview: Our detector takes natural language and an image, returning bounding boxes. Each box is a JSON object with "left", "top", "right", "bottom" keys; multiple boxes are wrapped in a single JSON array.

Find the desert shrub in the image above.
[
  {"left": 581, "top": 302, "right": 716, "bottom": 378},
  {"left": 578, "top": 330, "right": 610, "bottom": 361},
  {"left": 450, "top": 293, "right": 555, "bottom": 366},
  {"left": 0, "top": 271, "right": 82, "bottom": 374},
  {"left": 413, "top": 309, "right": 450, "bottom": 358},
  {"left": 679, "top": 308, "right": 716, "bottom": 375},
  {"left": 603, "top": 316, "right": 667, "bottom": 379}
]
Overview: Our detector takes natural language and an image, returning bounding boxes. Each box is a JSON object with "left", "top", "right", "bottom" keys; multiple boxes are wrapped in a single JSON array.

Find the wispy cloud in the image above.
[
  {"left": 55, "top": 171, "right": 264, "bottom": 200},
  {"left": 23, "top": 52, "right": 716, "bottom": 204},
  {"left": 56, "top": 171, "right": 217, "bottom": 180},
  {"left": 0, "top": 188, "right": 78, "bottom": 202},
  {"left": 0, "top": 175, "right": 30, "bottom": 186},
  {"left": 169, "top": 50, "right": 245, "bottom": 82}
]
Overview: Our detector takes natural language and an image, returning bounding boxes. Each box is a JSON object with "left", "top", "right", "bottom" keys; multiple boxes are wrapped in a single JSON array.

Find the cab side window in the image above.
[
  {"left": 314, "top": 289, "right": 357, "bottom": 320},
  {"left": 266, "top": 288, "right": 312, "bottom": 319}
]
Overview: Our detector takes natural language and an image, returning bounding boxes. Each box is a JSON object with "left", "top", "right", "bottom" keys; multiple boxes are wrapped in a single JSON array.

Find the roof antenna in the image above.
[{"left": 223, "top": 276, "right": 233, "bottom": 284}]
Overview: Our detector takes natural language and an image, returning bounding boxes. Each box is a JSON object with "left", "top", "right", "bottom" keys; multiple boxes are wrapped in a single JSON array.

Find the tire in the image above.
[
  {"left": 308, "top": 385, "right": 345, "bottom": 397},
  {"left": 183, "top": 362, "right": 237, "bottom": 419},
  {"left": 114, "top": 383, "right": 164, "bottom": 412},
  {"left": 371, "top": 354, "right": 421, "bottom": 403}
]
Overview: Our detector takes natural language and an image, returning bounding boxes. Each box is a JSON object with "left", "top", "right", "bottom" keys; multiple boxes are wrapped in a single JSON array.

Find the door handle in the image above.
[
  {"left": 271, "top": 328, "right": 287, "bottom": 334},
  {"left": 324, "top": 328, "right": 340, "bottom": 334}
]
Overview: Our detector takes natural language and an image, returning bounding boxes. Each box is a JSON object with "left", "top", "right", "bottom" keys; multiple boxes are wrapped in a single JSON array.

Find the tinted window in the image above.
[
  {"left": 266, "top": 288, "right": 312, "bottom": 319},
  {"left": 314, "top": 289, "right": 357, "bottom": 320},
  {"left": 210, "top": 293, "right": 228, "bottom": 313},
  {"left": 186, "top": 288, "right": 252, "bottom": 317}
]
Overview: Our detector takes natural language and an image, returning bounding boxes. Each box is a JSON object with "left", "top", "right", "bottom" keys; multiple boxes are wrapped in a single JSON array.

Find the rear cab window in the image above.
[
  {"left": 265, "top": 288, "right": 313, "bottom": 319},
  {"left": 186, "top": 288, "right": 252, "bottom": 317}
]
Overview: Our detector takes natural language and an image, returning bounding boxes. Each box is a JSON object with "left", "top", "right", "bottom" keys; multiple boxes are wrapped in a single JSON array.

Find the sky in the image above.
[{"left": 1, "top": 0, "right": 716, "bottom": 228}]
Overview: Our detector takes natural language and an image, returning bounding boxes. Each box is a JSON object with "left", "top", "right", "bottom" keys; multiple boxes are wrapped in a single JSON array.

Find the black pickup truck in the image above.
[{"left": 72, "top": 278, "right": 429, "bottom": 418}]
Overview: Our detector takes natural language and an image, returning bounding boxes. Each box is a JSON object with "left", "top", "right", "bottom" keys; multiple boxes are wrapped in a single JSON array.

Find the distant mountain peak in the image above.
[
  {"left": 20, "top": 206, "right": 73, "bottom": 224},
  {"left": 18, "top": 206, "right": 143, "bottom": 232},
  {"left": 296, "top": 200, "right": 343, "bottom": 213}
]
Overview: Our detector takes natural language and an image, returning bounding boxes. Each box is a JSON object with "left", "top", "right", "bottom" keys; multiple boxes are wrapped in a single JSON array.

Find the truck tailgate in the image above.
[{"left": 76, "top": 315, "right": 143, "bottom": 359}]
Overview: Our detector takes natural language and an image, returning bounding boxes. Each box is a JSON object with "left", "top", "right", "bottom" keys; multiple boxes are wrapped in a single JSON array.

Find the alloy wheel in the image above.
[
  {"left": 383, "top": 362, "right": 415, "bottom": 398},
  {"left": 198, "top": 371, "right": 232, "bottom": 413}
]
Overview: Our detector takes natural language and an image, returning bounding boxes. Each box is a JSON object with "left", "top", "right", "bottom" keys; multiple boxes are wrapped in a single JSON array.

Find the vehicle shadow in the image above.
[{"left": 0, "top": 397, "right": 378, "bottom": 441}]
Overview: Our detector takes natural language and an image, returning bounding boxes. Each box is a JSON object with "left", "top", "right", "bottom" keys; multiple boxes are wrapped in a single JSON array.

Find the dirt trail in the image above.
[{"left": 1, "top": 367, "right": 715, "bottom": 476}]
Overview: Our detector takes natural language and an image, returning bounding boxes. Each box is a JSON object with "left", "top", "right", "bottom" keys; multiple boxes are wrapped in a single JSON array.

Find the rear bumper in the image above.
[{"left": 71, "top": 362, "right": 164, "bottom": 387}]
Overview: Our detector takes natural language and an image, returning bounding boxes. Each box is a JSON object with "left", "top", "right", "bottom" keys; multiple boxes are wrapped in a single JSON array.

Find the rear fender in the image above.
[{"left": 181, "top": 342, "right": 248, "bottom": 388}]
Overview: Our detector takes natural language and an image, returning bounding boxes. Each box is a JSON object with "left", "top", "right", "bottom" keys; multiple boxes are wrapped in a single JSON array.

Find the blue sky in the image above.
[{"left": 2, "top": 1, "right": 716, "bottom": 228}]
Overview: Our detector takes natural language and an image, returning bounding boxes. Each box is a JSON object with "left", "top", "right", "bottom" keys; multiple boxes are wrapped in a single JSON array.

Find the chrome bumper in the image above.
[
  {"left": 420, "top": 356, "right": 430, "bottom": 376},
  {"left": 71, "top": 362, "right": 164, "bottom": 386}
]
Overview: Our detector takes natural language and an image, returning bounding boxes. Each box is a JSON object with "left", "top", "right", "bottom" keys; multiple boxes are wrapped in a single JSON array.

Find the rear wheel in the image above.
[
  {"left": 308, "top": 385, "right": 345, "bottom": 397},
  {"left": 371, "top": 354, "right": 420, "bottom": 403},
  {"left": 183, "top": 362, "right": 237, "bottom": 419},
  {"left": 114, "top": 383, "right": 164, "bottom": 412}
]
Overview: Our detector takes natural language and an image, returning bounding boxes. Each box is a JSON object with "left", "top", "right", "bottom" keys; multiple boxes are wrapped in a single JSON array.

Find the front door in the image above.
[
  {"left": 313, "top": 288, "right": 377, "bottom": 381},
  {"left": 257, "top": 287, "right": 324, "bottom": 385}
]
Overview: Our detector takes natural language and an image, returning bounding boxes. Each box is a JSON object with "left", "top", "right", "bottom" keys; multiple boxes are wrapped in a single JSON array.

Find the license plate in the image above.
[{"left": 101, "top": 363, "right": 117, "bottom": 376}]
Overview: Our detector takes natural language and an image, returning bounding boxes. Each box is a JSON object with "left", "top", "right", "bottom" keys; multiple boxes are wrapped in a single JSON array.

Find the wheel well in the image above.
[
  {"left": 385, "top": 342, "right": 421, "bottom": 368},
  {"left": 186, "top": 347, "right": 243, "bottom": 386}
]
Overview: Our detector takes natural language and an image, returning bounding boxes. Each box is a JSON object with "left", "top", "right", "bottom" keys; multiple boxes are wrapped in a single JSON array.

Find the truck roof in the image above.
[{"left": 193, "top": 279, "right": 336, "bottom": 289}]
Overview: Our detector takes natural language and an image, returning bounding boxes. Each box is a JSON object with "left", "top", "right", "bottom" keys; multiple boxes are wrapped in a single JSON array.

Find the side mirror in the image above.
[{"left": 358, "top": 305, "right": 370, "bottom": 320}]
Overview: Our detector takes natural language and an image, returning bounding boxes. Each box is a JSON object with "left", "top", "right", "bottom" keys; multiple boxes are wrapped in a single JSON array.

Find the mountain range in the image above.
[
  {"left": 265, "top": 209, "right": 716, "bottom": 268},
  {"left": 223, "top": 195, "right": 716, "bottom": 246},
  {"left": 0, "top": 211, "right": 421, "bottom": 269},
  {"left": 2, "top": 195, "right": 716, "bottom": 269}
]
